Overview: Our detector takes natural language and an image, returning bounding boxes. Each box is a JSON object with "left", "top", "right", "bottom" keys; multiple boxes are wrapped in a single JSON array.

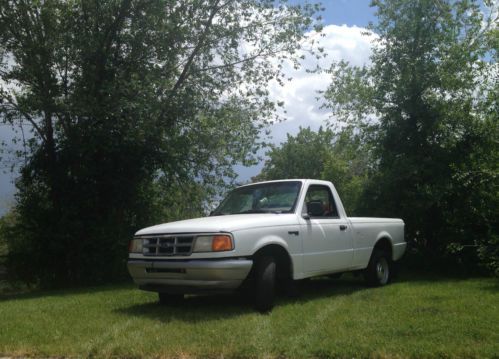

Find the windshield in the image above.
[{"left": 212, "top": 181, "right": 302, "bottom": 215}]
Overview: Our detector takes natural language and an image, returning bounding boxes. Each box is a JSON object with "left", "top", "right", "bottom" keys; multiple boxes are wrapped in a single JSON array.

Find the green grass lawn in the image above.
[{"left": 0, "top": 274, "right": 498, "bottom": 358}]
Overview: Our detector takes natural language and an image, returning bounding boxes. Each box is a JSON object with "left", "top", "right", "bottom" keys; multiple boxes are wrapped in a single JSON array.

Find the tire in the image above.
[
  {"left": 364, "top": 249, "right": 391, "bottom": 286},
  {"left": 158, "top": 292, "right": 184, "bottom": 305},
  {"left": 254, "top": 256, "right": 276, "bottom": 312}
]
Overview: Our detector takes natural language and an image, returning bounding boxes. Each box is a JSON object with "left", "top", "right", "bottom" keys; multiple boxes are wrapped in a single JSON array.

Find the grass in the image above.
[{"left": 0, "top": 274, "right": 498, "bottom": 358}]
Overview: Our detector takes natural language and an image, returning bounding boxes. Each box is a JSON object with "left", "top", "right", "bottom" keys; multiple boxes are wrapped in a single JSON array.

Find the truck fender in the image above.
[
  {"left": 250, "top": 235, "right": 294, "bottom": 281},
  {"left": 376, "top": 231, "right": 393, "bottom": 243},
  {"left": 374, "top": 231, "right": 395, "bottom": 260},
  {"left": 251, "top": 235, "right": 289, "bottom": 254}
]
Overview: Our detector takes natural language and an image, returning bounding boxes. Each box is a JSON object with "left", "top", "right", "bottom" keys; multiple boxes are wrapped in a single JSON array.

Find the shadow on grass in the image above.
[
  {"left": 396, "top": 271, "right": 499, "bottom": 286},
  {"left": 0, "top": 281, "right": 135, "bottom": 302},
  {"left": 114, "top": 276, "right": 367, "bottom": 323},
  {"left": 115, "top": 292, "right": 253, "bottom": 322},
  {"left": 480, "top": 280, "right": 499, "bottom": 293}
]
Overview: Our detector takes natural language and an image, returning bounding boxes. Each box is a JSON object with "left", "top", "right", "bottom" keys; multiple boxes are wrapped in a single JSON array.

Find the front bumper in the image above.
[{"left": 127, "top": 258, "right": 253, "bottom": 294}]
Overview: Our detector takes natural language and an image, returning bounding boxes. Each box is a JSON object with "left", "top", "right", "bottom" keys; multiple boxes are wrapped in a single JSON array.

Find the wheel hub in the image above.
[{"left": 376, "top": 257, "right": 389, "bottom": 284}]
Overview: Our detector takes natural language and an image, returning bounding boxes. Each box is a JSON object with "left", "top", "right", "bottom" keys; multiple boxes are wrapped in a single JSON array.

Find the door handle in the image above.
[
  {"left": 339, "top": 225, "right": 348, "bottom": 231},
  {"left": 288, "top": 231, "right": 299, "bottom": 236}
]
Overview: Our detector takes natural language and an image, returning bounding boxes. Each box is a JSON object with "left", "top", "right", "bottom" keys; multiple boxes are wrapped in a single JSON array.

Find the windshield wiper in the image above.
[
  {"left": 235, "top": 209, "right": 266, "bottom": 214},
  {"left": 235, "top": 209, "right": 281, "bottom": 214}
]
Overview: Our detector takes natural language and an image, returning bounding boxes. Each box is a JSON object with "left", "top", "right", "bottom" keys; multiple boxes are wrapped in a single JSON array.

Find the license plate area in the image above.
[{"left": 146, "top": 268, "right": 186, "bottom": 274}]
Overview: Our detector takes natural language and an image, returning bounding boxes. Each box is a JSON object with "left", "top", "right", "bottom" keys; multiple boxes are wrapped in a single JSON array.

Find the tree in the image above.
[
  {"left": 0, "top": 0, "right": 322, "bottom": 286},
  {"left": 320, "top": 129, "right": 371, "bottom": 215},
  {"left": 255, "top": 127, "right": 335, "bottom": 180},
  {"left": 255, "top": 127, "right": 370, "bottom": 214},
  {"left": 323, "top": 0, "right": 498, "bottom": 272}
]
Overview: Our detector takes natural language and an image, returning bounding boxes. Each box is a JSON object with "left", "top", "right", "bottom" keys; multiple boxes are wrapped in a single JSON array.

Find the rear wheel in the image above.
[
  {"left": 364, "top": 250, "right": 391, "bottom": 286},
  {"left": 158, "top": 292, "right": 184, "bottom": 305},
  {"left": 254, "top": 256, "right": 276, "bottom": 312}
]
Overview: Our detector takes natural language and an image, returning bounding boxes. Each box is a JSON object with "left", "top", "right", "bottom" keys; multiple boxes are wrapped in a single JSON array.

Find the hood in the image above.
[{"left": 135, "top": 213, "right": 298, "bottom": 235}]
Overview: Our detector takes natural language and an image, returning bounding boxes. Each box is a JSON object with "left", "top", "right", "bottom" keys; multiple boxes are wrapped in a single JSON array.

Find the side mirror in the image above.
[{"left": 302, "top": 213, "right": 310, "bottom": 220}]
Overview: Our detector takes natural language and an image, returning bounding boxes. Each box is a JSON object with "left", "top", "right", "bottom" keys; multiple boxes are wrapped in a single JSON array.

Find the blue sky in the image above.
[
  {"left": 314, "top": 0, "right": 376, "bottom": 27},
  {"left": 0, "top": 0, "right": 377, "bottom": 215}
]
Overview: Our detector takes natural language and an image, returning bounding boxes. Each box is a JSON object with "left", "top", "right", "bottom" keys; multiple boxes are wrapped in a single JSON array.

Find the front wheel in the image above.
[
  {"left": 364, "top": 250, "right": 391, "bottom": 286},
  {"left": 254, "top": 256, "right": 276, "bottom": 312}
]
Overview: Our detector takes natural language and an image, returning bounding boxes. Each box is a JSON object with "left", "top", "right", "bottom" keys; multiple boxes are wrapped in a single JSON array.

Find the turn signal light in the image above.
[
  {"left": 128, "top": 238, "right": 143, "bottom": 253},
  {"left": 212, "top": 235, "right": 233, "bottom": 252}
]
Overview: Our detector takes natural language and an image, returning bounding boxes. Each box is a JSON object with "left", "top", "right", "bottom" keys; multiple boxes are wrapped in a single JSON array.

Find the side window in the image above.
[{"left": 303, "top": 185, "right": 339, "bottom": 218}]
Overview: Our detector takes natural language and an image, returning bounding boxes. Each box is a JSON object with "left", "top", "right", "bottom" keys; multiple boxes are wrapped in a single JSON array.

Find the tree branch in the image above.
[
  {"left": 169, "top": 0, "right": 225, "bottom": 97},
  {"left": 1, "top": 95, "right": 47, "bottom": 142},
  {"left": 195, "top": 45, "right": 278, "bottom": 73}
]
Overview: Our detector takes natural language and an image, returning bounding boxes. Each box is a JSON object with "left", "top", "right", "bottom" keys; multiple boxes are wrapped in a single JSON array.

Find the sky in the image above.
[
  {"left": 234, "top": 0, "right": 377, "bottom": 181},
  {"left": 315, "top": 0, "right": 376, "bottom": 26},
  {"left": 0, "top": 0, "right": 377, "bottom": 215}
]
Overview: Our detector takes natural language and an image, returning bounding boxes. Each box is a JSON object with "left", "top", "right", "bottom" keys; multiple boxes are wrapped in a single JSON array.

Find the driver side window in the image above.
[{"left": 303, "top": 185, "right": 339, "bottom": 218}]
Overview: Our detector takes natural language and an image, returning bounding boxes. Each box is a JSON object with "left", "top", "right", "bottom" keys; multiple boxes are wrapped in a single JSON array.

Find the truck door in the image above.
[{"left": 300, "top": 184, "right": 354, "bottom": 273}]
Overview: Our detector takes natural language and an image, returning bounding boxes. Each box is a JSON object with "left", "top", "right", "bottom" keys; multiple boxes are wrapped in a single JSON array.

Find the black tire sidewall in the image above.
[{"left": 254, "top": 256, "right": 276, "bottom": 312}]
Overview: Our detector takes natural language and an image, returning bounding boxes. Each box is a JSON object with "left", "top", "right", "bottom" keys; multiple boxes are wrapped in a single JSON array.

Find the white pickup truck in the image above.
[{"left": 128, "top": 179, "right": 406, "bottom": 311}]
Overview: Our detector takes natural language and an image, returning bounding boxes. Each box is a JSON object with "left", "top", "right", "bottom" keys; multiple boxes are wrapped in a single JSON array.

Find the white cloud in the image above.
[
  {"left": 267, "top": 24, "right": 375, "bottom": 133},
  {"left": 235, "top": 24, "right": 376, "bottom": 181}
]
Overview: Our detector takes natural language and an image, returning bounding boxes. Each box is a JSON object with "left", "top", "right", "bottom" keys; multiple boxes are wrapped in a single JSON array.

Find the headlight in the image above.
[
  {"left": 193, "top": 234, "right": 233, "bottom": 252},
  {"left": 128, "top": 238, "right": 143, "bottom": 253}
]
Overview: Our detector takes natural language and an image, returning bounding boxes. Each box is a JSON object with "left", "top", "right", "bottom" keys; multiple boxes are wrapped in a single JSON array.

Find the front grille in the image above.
[{"left": 142, "top": 235, "right": 195, "bottom": 256}]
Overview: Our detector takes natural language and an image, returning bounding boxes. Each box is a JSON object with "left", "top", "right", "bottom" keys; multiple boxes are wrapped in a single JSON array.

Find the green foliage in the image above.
[
  {"left": 320, "top": 130, "right": 370, "bottom": 215},
  {"left": 255, "top": 127, "right": 370, "bottom": 214},
  {"left": 0, "top": 0, "right": 321, "bottom": 286},
  {"left": 152, "top": 179, "right": 208, "bottom": 222},
  {"left": 255, "top": 127, "right": 335, "bottom": 180},
  {"left": 323, "top": 0, "right": 498, "bottom": 274},
  {"left": 0, "top": 213, "right": 10, "bottom": 264}
]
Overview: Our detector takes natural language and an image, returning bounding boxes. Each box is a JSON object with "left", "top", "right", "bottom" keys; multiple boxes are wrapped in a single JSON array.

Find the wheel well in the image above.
[
  {"left": 374, "top": 237, "right": 393, "bottom": 261},
  {"left": 252, "top": 245, "right": 292, "bottom": 281}
]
